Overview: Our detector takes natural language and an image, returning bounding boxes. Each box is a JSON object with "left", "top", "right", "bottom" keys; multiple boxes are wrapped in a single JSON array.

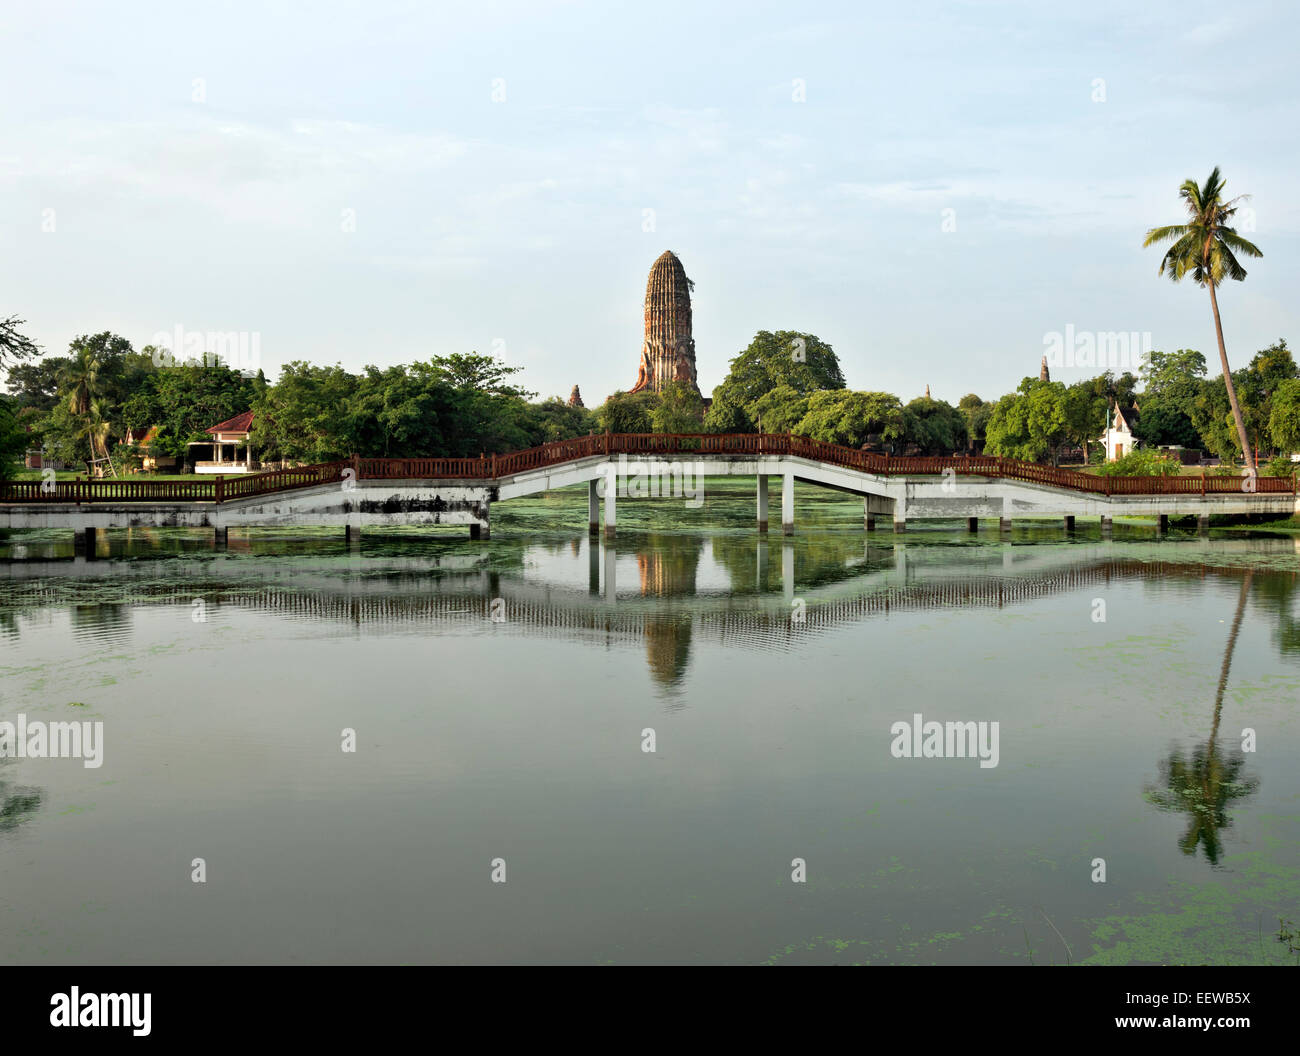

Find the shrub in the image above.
[
  {"left": 1095, "top": 448, "right": 1181, "bottom": 477},
  {"left": 1264, "top": 455, "right": 1296, "bottom": 479}
]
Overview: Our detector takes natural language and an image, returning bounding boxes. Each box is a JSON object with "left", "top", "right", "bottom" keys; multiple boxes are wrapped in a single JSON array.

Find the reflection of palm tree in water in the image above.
[{"left": 1145, "top": 570, "right": 1260, "bottom": 866}]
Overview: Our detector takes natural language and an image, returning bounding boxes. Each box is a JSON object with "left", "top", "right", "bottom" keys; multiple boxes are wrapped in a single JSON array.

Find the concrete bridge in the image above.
[{"left": 1, "top": 433, "right": 1294, "bottom": 548}]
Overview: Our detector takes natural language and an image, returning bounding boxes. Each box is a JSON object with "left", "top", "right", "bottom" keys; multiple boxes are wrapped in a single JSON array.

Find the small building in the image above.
[
  {"left": 1158, "top": 445, "right": 1201, "bottom": 467},
  {"left": 1098, "top": 402, "right": 1139, "bottom": 461},
  {"left": 190, "top": 411, "right": 257, "bottom": 473},
  {"left": 123, "top": 426, "right": 179, "bottom": 472}
]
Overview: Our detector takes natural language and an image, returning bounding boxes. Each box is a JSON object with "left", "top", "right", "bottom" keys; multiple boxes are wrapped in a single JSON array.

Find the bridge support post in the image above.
[
  {"left": 967, "top": 517, "right": 978, "bottom": 533},
  {"left": 781, "top": 473, "right": 794, "bottom": 535},
  {"left": 782, "top": 542, "right": 794, "bottom": 603},
  {"left": 604, "top": 467, "right": 616, "bottom": 539},
  {"left": 757, "top": 475, "right": 769, "bottom": 532},
  {"left": 214, "top": 526, "right": 228, "bottom": 549},
  {"left": 865, "top": 514, "right": 876, "bottom": 531},
  {"left": 588, "top": 479, "right": 599, "bottom": 535},
  {"left": 1064, "top": 515, "right": 1075, "bottom": 532},
  {"left": 1101, "top": 516, "right": 1113, "bottom": 536},
  {"left": 74, "top": 526, "right": 97, "bottom": 556},
  {"left": 588, "top": 539, "right": 600, "bottom": 595},
  {"left": 1198, "top": 514, "right": 1210, "bottom": 535},
  {"left": 999, "top": 518, "right": 1011, "bottom": 534},
  {"left": 603, "top": 542, "right": 616, "bottom": 601},
  {"left": 1157, "top": 514, "right": 1169, "bottom": 534},
  {"left": 893, "top": 518, "right": 905, "bottom": 533},
  {"left": 344, "top": 524, "right": 360, "bottom": 544}
]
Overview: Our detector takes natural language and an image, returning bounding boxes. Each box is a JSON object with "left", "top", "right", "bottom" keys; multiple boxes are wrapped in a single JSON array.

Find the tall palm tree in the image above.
[
  {"left": 59, "top": 343, "right": 113, "bottom": 470},
  {"left": 73, "top": 398, "right": 113, "bottom": 473},
  {"left": 59, "top": 341, "right": 103, "bottom": 419},
  {"left": 1144, "top": 168, "right": 1262, "bottom": 472}
]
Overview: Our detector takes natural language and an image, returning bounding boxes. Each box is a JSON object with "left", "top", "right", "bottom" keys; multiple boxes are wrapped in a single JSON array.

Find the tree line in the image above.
[
  {"left": 7, "top": 323, "right": 1294, "bottom": 478},
  {"left": 1, "top": 168, "right": 1286, "bottom": 478}
]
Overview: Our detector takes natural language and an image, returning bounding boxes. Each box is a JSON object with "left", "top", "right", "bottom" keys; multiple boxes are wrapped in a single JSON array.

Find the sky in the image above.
[{"left": 2, "top": 0, "right": 1298, "bottom": 406}]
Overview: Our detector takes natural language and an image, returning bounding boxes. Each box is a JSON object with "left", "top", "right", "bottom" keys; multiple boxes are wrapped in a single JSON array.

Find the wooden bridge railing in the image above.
[{"left": 0, "top": 433, "right": 1294, "bottom": 503}]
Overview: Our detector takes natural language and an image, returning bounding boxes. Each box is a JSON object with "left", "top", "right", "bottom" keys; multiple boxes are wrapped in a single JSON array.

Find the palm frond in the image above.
[
  {"left": 1158, "top": 231, "right": 1202, "bottom": 280},
  {"left": 1143, "top": 223, "right": 1189, "bottom": 247},
  {"left": 1219, "top": 229, "right": 1263, "bottom": 258},
  {"left": 1212, "top": 241, "right": 1248, "bottom": 283}
]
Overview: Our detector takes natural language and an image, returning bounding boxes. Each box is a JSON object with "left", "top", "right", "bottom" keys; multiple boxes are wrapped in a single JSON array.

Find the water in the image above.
[{"left": 2, "top": 479, "right": 1298, "bottom": 965}]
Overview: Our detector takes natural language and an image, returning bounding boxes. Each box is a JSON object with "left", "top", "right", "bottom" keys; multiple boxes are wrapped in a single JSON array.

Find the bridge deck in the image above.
[{"left": 1, "top": 434, "right": 1293, "bottom": 538}]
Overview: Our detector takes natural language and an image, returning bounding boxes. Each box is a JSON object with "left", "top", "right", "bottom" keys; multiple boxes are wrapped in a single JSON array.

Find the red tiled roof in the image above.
[{"left": 206, "top": 411, "right": 254, "bottom": 434}]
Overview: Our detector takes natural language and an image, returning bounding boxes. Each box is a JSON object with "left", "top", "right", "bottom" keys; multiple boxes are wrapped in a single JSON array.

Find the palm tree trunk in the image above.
[
  {"left": 1208, "top": 280, "right": 1253, "bottom": 472},
  {"left": 1211, "top": 568, "right": 1252, "bottom": 745}
]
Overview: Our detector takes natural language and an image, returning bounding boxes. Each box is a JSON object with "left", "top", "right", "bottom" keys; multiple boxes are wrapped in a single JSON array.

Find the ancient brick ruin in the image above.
[{"left": 629, "top": 250, "right": 699, "bottom": 395}]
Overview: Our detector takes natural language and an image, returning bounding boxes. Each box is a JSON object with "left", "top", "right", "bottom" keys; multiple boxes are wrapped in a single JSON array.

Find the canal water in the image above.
[{"left": 2, "top": 480, "right": 1298, "bottom": 965}]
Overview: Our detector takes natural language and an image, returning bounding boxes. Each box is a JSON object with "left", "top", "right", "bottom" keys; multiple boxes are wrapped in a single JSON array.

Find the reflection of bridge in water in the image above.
[
  {"left": 0, "top": 539, "right": 1290, "bottom": 867},
  {"left": 3, "top": 537, "right": 1297, "bottom": 687}
]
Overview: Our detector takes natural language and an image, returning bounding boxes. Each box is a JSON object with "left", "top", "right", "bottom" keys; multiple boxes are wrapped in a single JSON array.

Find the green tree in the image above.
[
  {"left": 1269, "top": 378, "right": 1300, "bottom": 455},
  {"left": 957, "top": 394, "right": 991, "bottom": 453},
  {"left": 1131, "top": 399, "right": 1202, "bottom": 450},
  {"left": 1141, "top": 348, "right": 1207, "bottom": 407},
  {"left": 901, "top": 397, "right": 967, "bottom": 455},
  {"left": 1188, "top": 376, "right": 1239, "bottom": 462},
  {"left": 1090, "top": 370, "right": 1139, "bottom": 410},
  {"left": 793, "top": 390, "right": 904, "bottom": 448},
  {"left": 0, "top": 394, "right": 27, "bottom": 479},
  {"left": 703, "top": 392, "right": 754, "bottom": 433},
  {"left": 1061, "top": 380, "right": 1108, "bottom": 457},
  {"left": 0, "top": 316, "right": 40, "bottom": 367},
  {"left": 521, "top": 396, "right": 596, "bottom": 444},
  {"left": 984, "top": 379, "right": 1068, "bottom": 463},
  {"left": 1144, "top": 167, "right": 1263, "bottom": 474},
  {"left": 650, "top": 382, "right": 705, "bottom": 434},
  {"left": 710, "top": 331, "right": 845, "bottom": 425},
  {"left": 751, "top": 384, "right": 810, "bottom": 434},
  {"left": 1237, "top": 339, "right": 1296, "bottom": 459},
  {"left": 0, "top": 317, "right": 41, "bottom": 477},
  {"left": 596, "top": 390, "right": 657, "bottom": 435},
  {"left": 250, "top": 361, "right": 359, "bottom": 463},
  {"left": 5, "top": 356, "right": 68, "bottom": 412}
]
